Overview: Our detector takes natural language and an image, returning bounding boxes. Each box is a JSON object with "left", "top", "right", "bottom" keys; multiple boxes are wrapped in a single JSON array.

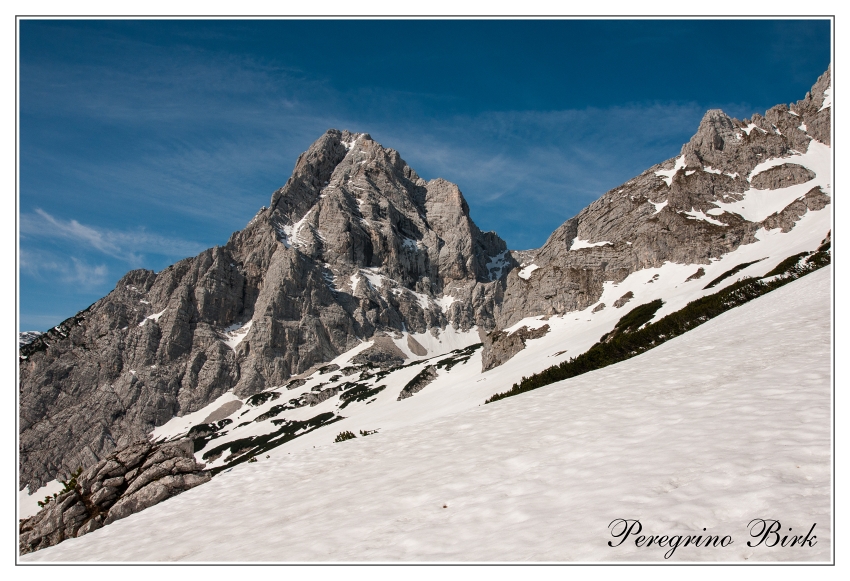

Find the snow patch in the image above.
[
  {"left": 650, "top": 200, "right": 668, "bottom": 215},
  {"left": 436, "top": 294, "right": 456, "bottom": 312},
  {"left": 361, "top": 268, "right": 383, "bottom": 289},
  {"left": 151, "top": 391, "right": 243, "bottom": 442},
  {"left": 710, "top": 140, "right": 831, "bottom": 222},
  {"left": 655, "top": 155, "right": 686, "bottom": 186},
  {"left": 321, "top": 267, "right": 337, "bottom": 292},
  {"left": 517, "top": 264, "right": 539, "bottom": 279},
  {"left": 278, "top": 209, "right": 315, "bottom": 249},
  {"left": 40, "top": 269, "right": 832, "bottom": 562},
  {"left": 19, "top": 331, "right": 43, "bottom": 347},
  {"left": 741, "top": 123, "right": 767, "bottom": 135},
  {"left": 570, "top": 237, "right": 613, "bottom": 251},
  {"left": 223, "top": 321, "right": 253, "bottom": 350},
  {"left": 401, "top": 238, "right": 420, "bottom": 253},
  {"left": 19, "top": 480, "right": 66, "bottom": 520},
  {"left": 819, "top": 86, "right": 832, "bottom": 112},
  {"left": 682, "top": 208, "right": 727, "bottom": 227},
  {"left": 139, "top": 309, "right": 166, "bottom": 327},
  {"left": 485, "top": 250, "right": 510, "bottom": 281}
]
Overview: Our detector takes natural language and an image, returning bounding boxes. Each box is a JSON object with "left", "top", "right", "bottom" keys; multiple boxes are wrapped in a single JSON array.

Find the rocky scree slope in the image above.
[
  {"left": 20, "top": 130, "right": 513, "bottom": 492},
  {"left": 485, "top": 67, "right": 832, "bottom": 363}
]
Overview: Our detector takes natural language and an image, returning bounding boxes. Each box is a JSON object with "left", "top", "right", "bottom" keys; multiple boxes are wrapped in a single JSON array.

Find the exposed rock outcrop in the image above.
[
  {"left": 481, "top": 324, "right": 550, "bottom": 371},
  {"left": 397, "top": 365, "right": 438, "bottom": 400},
  {"left": 19, "top": 440, "right": 208, "bottom": 555}
]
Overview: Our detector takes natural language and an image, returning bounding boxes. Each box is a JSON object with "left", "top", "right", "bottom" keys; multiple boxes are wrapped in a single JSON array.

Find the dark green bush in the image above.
[
  {"left": 246, "top": 391, "right": 281, "bottom": 407},
  {"left": 334, "top": 430, "right": 357, "bottom": 442},
  {"left": 703, "top": 258, "right": 765, "bottom": 289}
]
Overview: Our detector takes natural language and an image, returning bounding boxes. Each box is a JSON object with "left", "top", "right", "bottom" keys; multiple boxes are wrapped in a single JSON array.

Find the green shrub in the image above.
[
  {"left": 334, "top": 430, "right": 357, "bottom": 442},
  {"left": 703, "top": 258, "right": 765, "bottom": 289},
  {"left": 246, "top": 391, "right": 281, "bottom": 407}
]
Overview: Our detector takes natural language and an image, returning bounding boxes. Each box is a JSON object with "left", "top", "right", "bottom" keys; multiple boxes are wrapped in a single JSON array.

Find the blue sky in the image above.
[{"left": 18, "top": 19, "right": 831, "bottom": 331}]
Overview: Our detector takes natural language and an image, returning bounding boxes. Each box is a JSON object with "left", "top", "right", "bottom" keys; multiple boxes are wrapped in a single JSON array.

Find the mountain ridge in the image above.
[{"left": 20, "top": 66, "right": 832, "bottom": 496}]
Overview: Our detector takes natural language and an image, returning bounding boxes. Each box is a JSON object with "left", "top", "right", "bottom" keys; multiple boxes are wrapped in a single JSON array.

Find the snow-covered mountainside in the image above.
[
  {"left": 19, "top": 67, "right": 832, "bottom": 557},
  {"left": 23, "top": 265, "right": 831, "bottom": 562}
]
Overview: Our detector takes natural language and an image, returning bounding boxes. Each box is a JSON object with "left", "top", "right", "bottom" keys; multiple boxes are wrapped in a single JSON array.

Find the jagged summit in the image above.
[{"left": 20, "top": 129, "right": 515, "bottom": 491}]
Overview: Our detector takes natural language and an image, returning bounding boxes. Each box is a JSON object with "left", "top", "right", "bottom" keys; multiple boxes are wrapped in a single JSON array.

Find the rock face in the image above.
[
  {"left": 481, "top": 325, "right": 550, "bottom": 372},
  {"left": 20, "top": 130, "right": 514, "bottom": 492},
  {"left": 19, "top": 440, "right": 209, "bottom": 555},
  {"left": 492, "top": 67, "right": 831, "bottom": 337}
]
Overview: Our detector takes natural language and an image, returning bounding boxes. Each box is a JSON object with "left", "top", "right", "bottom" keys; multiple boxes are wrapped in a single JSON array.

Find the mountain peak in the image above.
[{"left": 683, "top": 108, "right": 738, "bottom": 157}]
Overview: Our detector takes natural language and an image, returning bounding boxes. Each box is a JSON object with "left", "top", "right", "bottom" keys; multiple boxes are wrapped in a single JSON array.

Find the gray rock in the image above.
[
  {"left": 19, "top": 126, "right": 518, "bottom": 493},
  {"left": 749, "top": 163, "right": 815, "bottom": 190},
  {"left": 89, "top": 485, "right": 118, "bottom": 506},
  {"left": 761, "top": 187, "right": 830, "bottom": 233},
  {"left": 351, "top": 336, "right": 408, "bottom": 368},
  {"left": 102, "top": 476, "right": 125, "bottom": 488},
  {"left": 613, "top": 292, "right": 635, "bottom": 309},
  {"left": 19, "top": 439, "right": 209, "bottom": 555},
  {"left": 481, "top": 325, "right": 550, "bottom": 371},
  {"left": 202, "top": 400, "right": 243, "bottom": 424},
  {"left": 398, "top": 365, "right": 438, "bottom": 400},
  {"left": 406, "top": 334, "right": 428, "bottom": 356}
]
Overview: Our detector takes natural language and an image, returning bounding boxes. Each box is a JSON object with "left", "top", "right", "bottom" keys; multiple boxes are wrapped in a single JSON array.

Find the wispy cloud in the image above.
[
  {"left": 21, "top": 209, "right": 207, "bottom": 265},
  {"left": 20, "top": 249, "right": 109, "bottom": 290}
]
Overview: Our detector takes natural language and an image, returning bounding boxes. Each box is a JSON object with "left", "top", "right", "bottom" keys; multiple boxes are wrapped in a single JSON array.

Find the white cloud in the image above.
[
  {"left": 21, "top": 209, "right": 206, "bottom": 265},
  {"left": 20, "top": 249, "right": 108, "bottom": 290}
]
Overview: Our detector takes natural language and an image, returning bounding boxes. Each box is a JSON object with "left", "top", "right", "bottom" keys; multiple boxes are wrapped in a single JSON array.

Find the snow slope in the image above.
[{"left": 23, "top": 266, "right": 831, "bottom": 562}]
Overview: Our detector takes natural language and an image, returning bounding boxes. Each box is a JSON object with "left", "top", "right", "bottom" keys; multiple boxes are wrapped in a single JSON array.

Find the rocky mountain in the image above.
[
  {"left": 495, "top": 67, "right": 831, "bottom": 331},
  {"left": 20, "top": 130, "right": 513, "bottom": 492},
  {"left": 20, "top": 65, "right": 831, "bottom": 506}
]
